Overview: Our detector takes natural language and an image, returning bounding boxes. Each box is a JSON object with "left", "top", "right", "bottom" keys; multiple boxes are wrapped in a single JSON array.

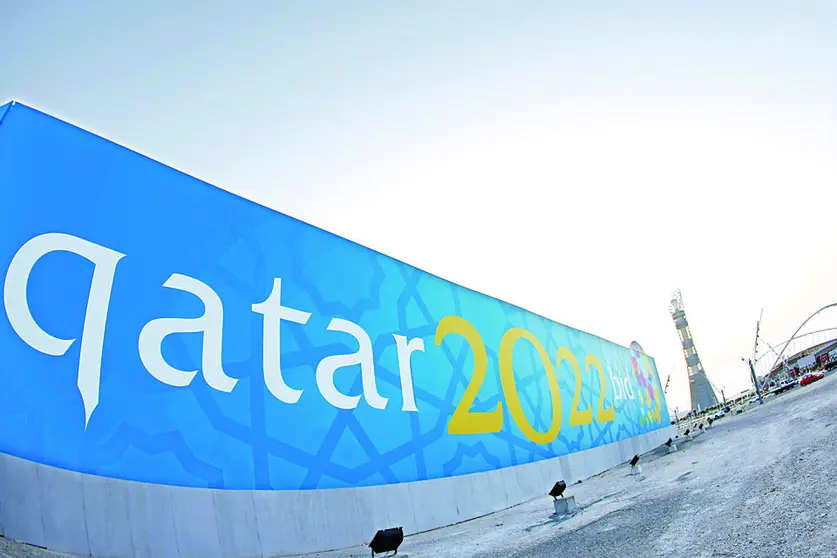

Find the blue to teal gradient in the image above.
[{"left": 0, "top": 102, "right": 668, "bottom": 490}]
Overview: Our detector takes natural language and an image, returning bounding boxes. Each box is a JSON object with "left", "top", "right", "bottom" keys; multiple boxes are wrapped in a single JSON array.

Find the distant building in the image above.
[{"left": 765, "top": 338, "right": 837, "bottom": 384}]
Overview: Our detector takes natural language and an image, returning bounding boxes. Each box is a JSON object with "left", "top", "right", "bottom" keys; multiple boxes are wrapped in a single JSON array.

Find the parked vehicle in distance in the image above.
[
  {"left": 799, "top": 372, "right": 825, "bottom": 386},
  {"left": 773, "top": 379, "right": 797, "bottom": 394}
]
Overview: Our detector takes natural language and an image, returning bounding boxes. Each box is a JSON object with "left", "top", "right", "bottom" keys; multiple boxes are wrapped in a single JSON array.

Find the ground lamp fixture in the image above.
[
  {"left": 684, "top": 429, "right": 690, "bottom": 436},
  {"left": 549, "top": 480, "right": 577, "bottom": 515},
  {"left": 665, "top": 438, "right": 673, "bottom": 447},
  {"left": 369, "top": 527, "right": 404, "bottom": 556},
  {"left": 549, "top": 480, "right": 567, "bottom": 500},
  {"left": 629, "top": 454, "right": 642, "bottom": 476}
]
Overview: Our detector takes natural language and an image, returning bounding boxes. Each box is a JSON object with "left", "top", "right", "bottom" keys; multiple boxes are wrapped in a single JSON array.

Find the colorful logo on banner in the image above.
[{"left": 0, "top": 102, "right": 669, "bottom": 490}]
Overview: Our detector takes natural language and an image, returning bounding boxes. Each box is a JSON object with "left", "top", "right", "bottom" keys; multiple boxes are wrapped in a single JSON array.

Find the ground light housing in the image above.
[
  {"left": 629, "top": 454, "right": 640, "bottom": 467},
  {"left": 549, "top": 480, "right": 567, "bottom": 500},
  {"left": 369, "top": 527, "right": 404, "bottom": 556}
]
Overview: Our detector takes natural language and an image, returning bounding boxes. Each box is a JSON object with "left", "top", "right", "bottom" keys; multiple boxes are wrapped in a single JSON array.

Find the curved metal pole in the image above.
[
  {"left": 756, "top": 327, "right": 837, "bottom": 364},
  {"left": 756, "top": 337, "right": 784, "bottom": 364},
  {"left": 768, "top": 303, "right": 837, "bottom": 373}
]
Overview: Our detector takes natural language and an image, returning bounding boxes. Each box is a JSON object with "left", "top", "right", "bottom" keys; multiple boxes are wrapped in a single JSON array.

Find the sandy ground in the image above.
[
  {"left": 312, "top": 371, "right": 837, "bottom": 558},
  {"left": 3, "top": 371, "right": 836, "bottom": 558}
]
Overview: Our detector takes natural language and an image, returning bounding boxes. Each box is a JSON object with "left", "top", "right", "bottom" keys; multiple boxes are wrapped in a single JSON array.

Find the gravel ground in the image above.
[
  {"left": 311, "top": 370, "right": 837, "bottom": 558},
  {"left": 3, "top": 372, "right": 837, "bottom": 558}
]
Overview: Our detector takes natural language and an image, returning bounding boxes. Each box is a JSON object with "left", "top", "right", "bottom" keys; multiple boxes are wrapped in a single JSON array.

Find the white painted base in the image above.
[
  {"left": 0, "top": 426, "right": 674, "bottom": 557},
  {"left": 553, "top": 496, "right": 577, "bottom": 516},
  {"left": 630, "top": 464, "right": 643, "bottom": 476},
  {"left": 668, "top": 444, "right": 678, "bottom": 453}
]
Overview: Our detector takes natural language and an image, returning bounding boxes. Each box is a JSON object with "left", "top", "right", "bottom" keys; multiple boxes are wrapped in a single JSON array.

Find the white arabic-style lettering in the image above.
[
  {"left": 3, "top": 232, "right": 124, "bottom": 427},
  {"left": 2, "top": 232, "right": 422, "bottom": 425}
]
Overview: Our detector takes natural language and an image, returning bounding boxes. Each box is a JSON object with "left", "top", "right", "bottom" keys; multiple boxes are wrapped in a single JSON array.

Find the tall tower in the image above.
[{"left": 669, "top": 290, "right": 718, "bottom": 410}]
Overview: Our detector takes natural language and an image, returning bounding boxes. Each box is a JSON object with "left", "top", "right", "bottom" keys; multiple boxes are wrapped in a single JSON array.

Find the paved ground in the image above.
[
  {"left": 312, "top": 371, "right": 837, "bottom": 558},
  {"left": 3, "top": 371, "right": 836, "bottom": 558}
]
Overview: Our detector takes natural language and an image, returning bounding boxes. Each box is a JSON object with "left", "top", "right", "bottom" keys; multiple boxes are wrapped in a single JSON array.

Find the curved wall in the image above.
[
  {"left": 0, "top": 101, "right": 672, "bottom": 556},
  {"left": 0, "top": 427, "right": 673, "bottom": 557}
]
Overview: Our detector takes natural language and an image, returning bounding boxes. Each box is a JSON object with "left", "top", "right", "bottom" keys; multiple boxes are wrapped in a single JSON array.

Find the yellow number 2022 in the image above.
[
  {"left": 437, "top": 316, "right": 614, "bottom": 444},
  {"left": 499, "top": 328, "right": 563, "bottom": 445},
  {"left": 585, "top": 354, "right": 616, "bottom": 423},
  {"left": 435, "top": 316, "right": 504, "bottom": 435},
  {"left": 562, "top": 347, "right": 593, "bottom": 427},
  {"left": 565, "top": 350, "right": 615, "bottom": 425}
]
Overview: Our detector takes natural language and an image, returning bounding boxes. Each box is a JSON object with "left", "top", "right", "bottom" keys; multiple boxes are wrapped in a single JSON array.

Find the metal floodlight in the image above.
[
  {"left": 684, "top": 429, "right": 690, "bottom": 436},
  {"left": 629, "top": 455, "right": 640, "bottom": 467},
  {"left": 698, "top": 423, "right": 704, "bottom": 430},
  {"left": 369, "top": 527, "right": 404, "bottom": 556},
  {"left": 664, "top": 438, "right": 673, "bottom": 447},
  {"left": 549, "top": 480, "right": 567, "bottom": 500}
]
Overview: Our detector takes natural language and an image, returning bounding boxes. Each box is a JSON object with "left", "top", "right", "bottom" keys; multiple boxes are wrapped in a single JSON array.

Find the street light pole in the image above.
[
  {"left": 747, "top": 314, "right": 765, "bottom": 405},
  {"left": 747, "top": 358, "right": 764, "bottom": 404}
]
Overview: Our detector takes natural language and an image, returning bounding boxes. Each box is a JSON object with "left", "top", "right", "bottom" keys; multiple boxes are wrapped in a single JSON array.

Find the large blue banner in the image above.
[{"left": 0, "top": 102, "right": 668, "bottom": 490}]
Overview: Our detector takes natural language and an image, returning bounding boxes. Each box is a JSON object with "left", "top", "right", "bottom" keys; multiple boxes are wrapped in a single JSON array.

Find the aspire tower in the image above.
[{"left": 670, "top": 289, "right": 718, "bottom": 410}]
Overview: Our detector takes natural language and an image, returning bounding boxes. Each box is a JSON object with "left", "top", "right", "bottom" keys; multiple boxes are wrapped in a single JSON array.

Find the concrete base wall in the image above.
[{"left": 0, "top": 426, "right": 674, "bottom": 557}]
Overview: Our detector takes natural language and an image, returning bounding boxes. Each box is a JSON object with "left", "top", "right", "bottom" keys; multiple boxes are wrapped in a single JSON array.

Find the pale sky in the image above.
[{"left": 2, "top": 1, "right": 837, "bottom": 413}]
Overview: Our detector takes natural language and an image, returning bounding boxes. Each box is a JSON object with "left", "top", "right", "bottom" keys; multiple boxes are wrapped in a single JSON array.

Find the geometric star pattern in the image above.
[{"left": 0, "top": 101, "right": 669, "bottom": 491}]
